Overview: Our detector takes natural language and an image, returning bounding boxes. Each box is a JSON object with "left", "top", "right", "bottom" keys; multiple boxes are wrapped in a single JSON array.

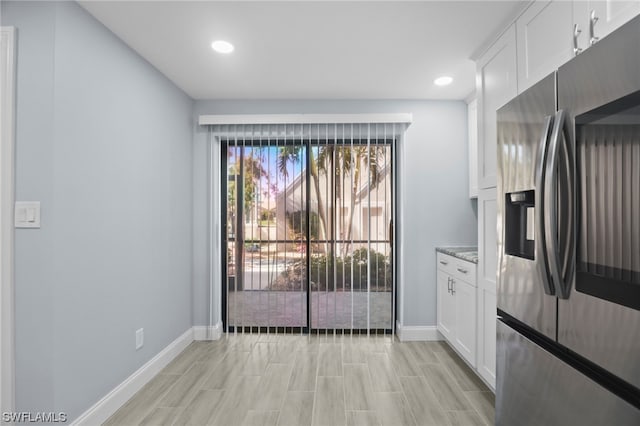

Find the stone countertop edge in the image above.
[{"left": 436, "top": 246, "right": 479, "bottom": 264}]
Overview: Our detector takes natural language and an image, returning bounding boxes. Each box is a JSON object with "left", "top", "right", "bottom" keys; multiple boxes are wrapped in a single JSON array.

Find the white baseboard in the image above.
[
  {"left": 396, "top": 321, "right": 442, "bottom": 342},
  {"left": 193, "top": 321, "right": 223, "bottom": 341},
  {"left": 71, "top": 328, "right": 194, "bottom": 426}
]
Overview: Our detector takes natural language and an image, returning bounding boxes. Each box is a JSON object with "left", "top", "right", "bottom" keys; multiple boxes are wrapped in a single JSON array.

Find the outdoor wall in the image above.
[
  {"left": 193, "top": 99, "right": 477, "bottom": 329},
  {"left": 1, "top": 1, "right": 193, "bottom": 421}
]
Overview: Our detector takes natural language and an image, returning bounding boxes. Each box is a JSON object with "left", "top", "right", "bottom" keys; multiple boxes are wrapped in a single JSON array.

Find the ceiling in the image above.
[{"left": 79, "top": 1, "right": 527, "bottom": 100}]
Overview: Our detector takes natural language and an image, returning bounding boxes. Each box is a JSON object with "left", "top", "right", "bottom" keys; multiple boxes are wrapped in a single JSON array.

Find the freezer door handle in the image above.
[
  {"left": 558, "top": 111, "right": 575, "bottom": 291},
  {"left": 544, "top": 109, "right": 575, "bottom": 299},
  {"left": 535, "top": 115, "right": 556, "bottom": 296},
  {"left": 573, "top": 24, "right": 583, "bottom": 56}
]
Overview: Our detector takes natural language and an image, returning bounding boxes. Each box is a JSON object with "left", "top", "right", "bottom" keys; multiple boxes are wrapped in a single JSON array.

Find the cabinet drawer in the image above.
[
  {"left": 437, "top": 253, "right": 456, "bottom": 274},
  {"left": 451, "top": 258, "right": 477, "bottom": 286}
]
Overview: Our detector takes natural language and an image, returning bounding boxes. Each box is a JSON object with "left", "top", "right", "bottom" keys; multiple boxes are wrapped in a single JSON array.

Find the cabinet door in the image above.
[
  {"left": 453, "top": 278, "right": 477, "bottom": 367},
  {"left": 467, "top": 99, "right": 478, "bottom": 198},
  {"left": 476, "top": 25, "right": 517, "bottom": 189},
  {"left": 478, "top": 187, "right": 497, "bottom": 389},
  {"left": 437, "top": 270, "right": 455, "bottom": 342},
  {"left": 478, "top": 288, "right": 497, "bottom": 390},
  {"left": 516, "top": 0, "right": 573, "bottom": 92},
  {"left": 574, "top": 0, "right": 640, "bottom": 52},
  {"left": 478, "top": 188, "right": 498, "bottom": 294}
]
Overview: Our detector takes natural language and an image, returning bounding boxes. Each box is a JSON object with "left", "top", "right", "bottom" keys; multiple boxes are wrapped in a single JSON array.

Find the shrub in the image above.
[
  {"left": 286, "top": 210, "right": 320, "bottom": 240},
  {"left": 270, "top": 248, "right": 391, "bottom": 291}
]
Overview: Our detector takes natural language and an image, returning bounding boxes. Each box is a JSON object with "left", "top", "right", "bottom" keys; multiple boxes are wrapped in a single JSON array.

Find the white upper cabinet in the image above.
[
  {"left": 467, "top": 99, "right": 478, "bottom": 199},
  {"left": 476, "top": 1, "right": 639, "bottom": 191},
  {"left": 476, "top": 25, "right": 518, "bottom": 190},
  {"left": 516, "top": 0, "right": 574, "bottom": 93},
  {"left": 574, "top": 0, "right": 640, "bottom": 52},
  {"left": 516, "top": 0, "right": 639, "bottom": 93}
]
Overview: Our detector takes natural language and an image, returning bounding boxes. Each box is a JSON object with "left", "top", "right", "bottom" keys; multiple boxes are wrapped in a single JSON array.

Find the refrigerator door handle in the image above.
[
  {"left": 544, "top": 109, "right": 575, "bottom": 299},
  {"left": 559, "top": 113, "right": 575, "bottom": 294},
  {"left": 535, "top": 115, "right": 556, "bottom": 296}
]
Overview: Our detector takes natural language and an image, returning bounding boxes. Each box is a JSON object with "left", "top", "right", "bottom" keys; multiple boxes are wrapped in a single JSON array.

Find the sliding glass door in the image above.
[
  {"left": 224, "top": 138, "right": 308, "bottom": 332},
  {"left": 308, "top": 138, "right": 393, "bottom": 332},
  {"left": 222, "top": 126, "right": 394, "bottom": 334}
]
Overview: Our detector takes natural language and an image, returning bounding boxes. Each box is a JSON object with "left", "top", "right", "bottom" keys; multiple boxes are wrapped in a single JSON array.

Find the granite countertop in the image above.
[{"left": 436, "top": 246, "right": 478, "bottom": 264}]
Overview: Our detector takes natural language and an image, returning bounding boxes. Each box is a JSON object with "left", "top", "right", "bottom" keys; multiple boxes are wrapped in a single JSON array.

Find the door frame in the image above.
[
  {"left": 219, "top": 136, "right": 397, "bottom": 334},
  {"left": 1, "top": 26, "right": 17, "bottom": 416},
  {"left": 220, "top": 138, "right": 310, "bottom": 334}
]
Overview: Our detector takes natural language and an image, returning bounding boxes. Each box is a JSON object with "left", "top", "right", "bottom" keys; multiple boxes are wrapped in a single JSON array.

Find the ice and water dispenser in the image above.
[{"left": 505, "top": 190, "right": 535, "bottom": 260}]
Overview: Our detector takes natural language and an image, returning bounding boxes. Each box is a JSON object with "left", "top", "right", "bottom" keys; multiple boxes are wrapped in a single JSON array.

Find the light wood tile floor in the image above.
[{"left": 104, "top": 334, "right": 495, "bottom": 426}]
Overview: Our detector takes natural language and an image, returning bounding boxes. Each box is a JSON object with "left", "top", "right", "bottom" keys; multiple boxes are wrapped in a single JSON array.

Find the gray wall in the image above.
[
  {"left": 2, "top": 1, "right": 476, "bottom": 417},
  {"left": 192, "top": 100, "right": 477, "bottom": 328},
  {"left": 1, "top": 1, "right": 194, "bottom": 420}
]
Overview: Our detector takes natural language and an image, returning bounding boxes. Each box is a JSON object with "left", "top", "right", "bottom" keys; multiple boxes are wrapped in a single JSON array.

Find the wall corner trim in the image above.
[
  {"left": 193, "top": 322, "right": 223, "bottom": 341},
  {"left": 0, "top": 25, "right": 17, "bottom": 417},
  {"left": 71, "top": 323, "right": 224, "bottom": 425},
  {"left": 396, "top": 322, "right": 442, "bottom": 342},
  {"left": 71, "top": 328, "right": 194, "bottom": 426}
]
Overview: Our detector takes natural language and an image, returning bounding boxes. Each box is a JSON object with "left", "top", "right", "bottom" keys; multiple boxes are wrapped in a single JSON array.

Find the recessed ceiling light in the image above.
[
  {"left": 211, "top": 40, "right": 234, "bottom": 54},
  {"left": 434, "top": 76, "right": 453, "bottom": 86}
]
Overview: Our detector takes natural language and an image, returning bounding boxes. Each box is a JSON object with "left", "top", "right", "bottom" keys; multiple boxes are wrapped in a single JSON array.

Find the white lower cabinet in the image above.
[
  {"left": 453, "top": 278, "right": 477, "bottom": 367},
  {"left": 437, "top": 250, "right": 496, "bottom": 391},
  {"left": 437, "top": 269, "right": 455, "bottom": 342},
  {"left": 436, "top": 253, "right": 477, "bottom": 368}
]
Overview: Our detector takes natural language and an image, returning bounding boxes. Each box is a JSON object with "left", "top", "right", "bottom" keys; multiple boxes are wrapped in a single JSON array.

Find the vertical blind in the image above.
[{"left": 205, "top": 116, "right": 410, "bottom": 337}]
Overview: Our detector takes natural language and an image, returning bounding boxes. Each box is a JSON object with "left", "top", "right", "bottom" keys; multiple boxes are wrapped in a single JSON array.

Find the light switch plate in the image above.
[{"left": 15, "top": 201, "right": 41, "bottom": 228}]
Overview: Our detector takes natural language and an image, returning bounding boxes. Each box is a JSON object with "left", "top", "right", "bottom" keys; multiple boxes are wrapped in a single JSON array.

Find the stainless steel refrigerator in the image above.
[{"left": 496, "top": 14, "right": 640, "bottom": 425}]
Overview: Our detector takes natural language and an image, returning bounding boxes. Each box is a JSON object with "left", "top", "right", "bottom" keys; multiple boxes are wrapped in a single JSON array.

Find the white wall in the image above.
[
  {"left": 192, "top": 100, "right": 477, "bottom": 329},
  {"left": 1, "top": 1, "right": 194, "bottom": 421}
]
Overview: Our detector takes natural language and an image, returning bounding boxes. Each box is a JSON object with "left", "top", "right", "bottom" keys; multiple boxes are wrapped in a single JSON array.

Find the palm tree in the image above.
[
  {"left": 278, "top": 145, "right": 328, "bottom": 250},
  {"left": 229, "top": 148, "right": 267, "bottom": 223},
  {"left": 332, "top": 145, "right": 385, "bottom": 256},
  {"left": 278, "top": 143, "right": 386, "bottom": 256}
]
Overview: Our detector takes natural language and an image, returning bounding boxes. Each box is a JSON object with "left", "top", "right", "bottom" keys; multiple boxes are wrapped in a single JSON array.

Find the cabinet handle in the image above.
[
  {"left": 457, "top": 267, "right": 468, "bottom": 274},
  {"left": 451, "top": 279, "right": 456, "bottom": 294},
  {"left": 589, "top": 10, "right": 599, "bottom": 46},
  {"left": 573, "top": 24, "right": 582, "bottom": 55},
  {"left": 440, "top": 260, "right": 448, "bottom": 265},
  {"left": 447, "top": 277, "right": 451, "bottom": 293}
]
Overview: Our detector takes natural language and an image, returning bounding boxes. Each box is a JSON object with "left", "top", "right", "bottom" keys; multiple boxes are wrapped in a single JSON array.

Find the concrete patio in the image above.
[{"left": 226, "top": 290, "right": 392, "bottom": 330}]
